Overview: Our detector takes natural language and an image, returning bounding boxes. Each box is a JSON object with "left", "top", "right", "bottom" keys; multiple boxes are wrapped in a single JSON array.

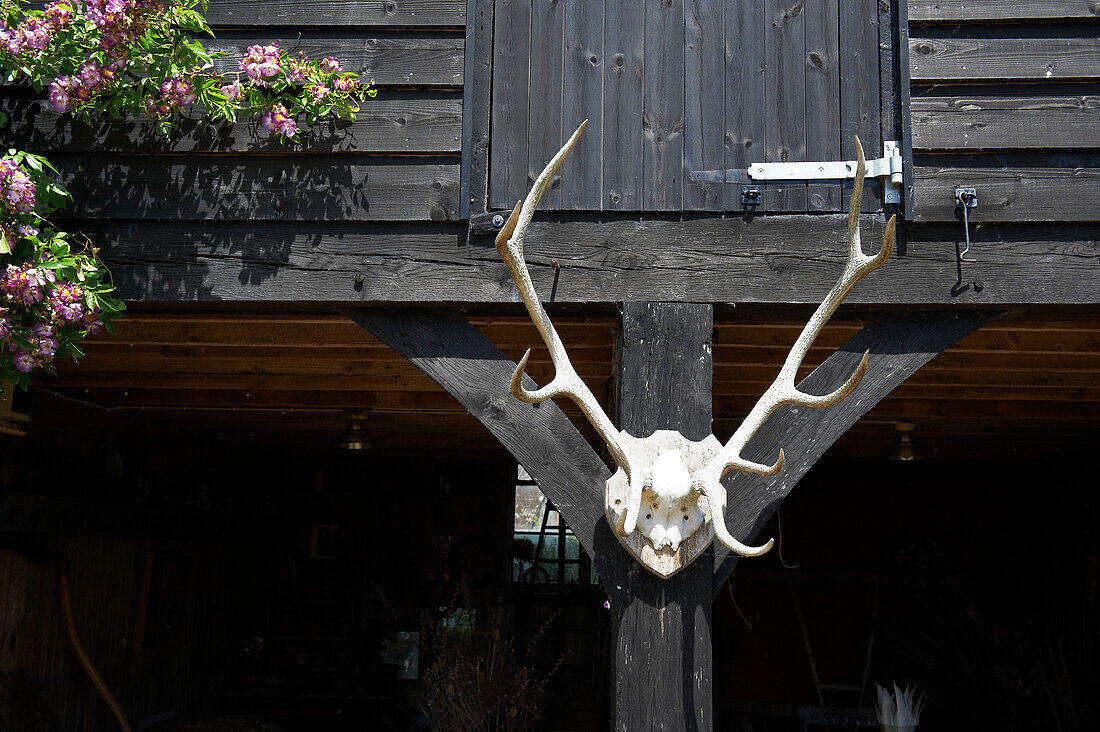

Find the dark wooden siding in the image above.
[
  {"left": 2, "top": 1, "right": 465, "bottom": 298},
  {"left": 488, "top": 0, "right": 887, "bottom": 214},
  {"left": 908, "top": 2, "right": 1100, "bottom": 222}
]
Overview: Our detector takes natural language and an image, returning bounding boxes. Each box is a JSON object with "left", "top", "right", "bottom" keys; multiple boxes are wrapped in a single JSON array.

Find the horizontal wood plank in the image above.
[
  {"left": 909, "top": 36, "right": 1100, "bottom": 81},
  {"left": 207, "top": 34, "right": 464, "bottom": 87},
  {"left": 78, "top": 218, "right": 1100, "bottom": 305},
  {"left": 57, "top": 157, "right": 460, "bottom": 221},
  {"left": 912, "top": 95, "right": 1100, "bottom": 150},
  {"left": 204, "top": 0, "right": 466, "bottom": 27},
  {"left": 909, "top": 1, "right": 1100, "bottom": 23},
  {"left": 3, "top": 96, "right": 462, "bottom": 154},
  {"left": 913, "top": 166, "right": 1100, "bottom": 220}
]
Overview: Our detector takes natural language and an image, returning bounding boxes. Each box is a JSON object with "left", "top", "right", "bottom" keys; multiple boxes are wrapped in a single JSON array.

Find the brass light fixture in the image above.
[
  {"left": 339, "top": 411, "right": 372, "bottom": 451},
  {"left": 890, "top": 422, "right": 918, "bottom": 461}
]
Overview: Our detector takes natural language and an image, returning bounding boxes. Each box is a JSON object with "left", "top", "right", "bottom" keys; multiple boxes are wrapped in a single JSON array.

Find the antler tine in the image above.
[
  {"left": 496, "top": 121, "right": 641, "bottom": 496},
  {"left": 694, "top": 136, "right": 895, "bottom": 557}
]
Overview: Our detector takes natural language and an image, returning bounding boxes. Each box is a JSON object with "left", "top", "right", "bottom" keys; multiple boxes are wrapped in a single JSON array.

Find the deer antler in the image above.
[
  {"left": 496, "top": 121, "right": 647, "bottom": 531},
  {"left": 693, "top": 137, "right": 896, "bottom": 557}
]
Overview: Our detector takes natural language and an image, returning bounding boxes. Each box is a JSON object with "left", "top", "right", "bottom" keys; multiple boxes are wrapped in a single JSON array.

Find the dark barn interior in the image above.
[{"left": 1, "top": 313, "right": 1097, "bottom": 731}]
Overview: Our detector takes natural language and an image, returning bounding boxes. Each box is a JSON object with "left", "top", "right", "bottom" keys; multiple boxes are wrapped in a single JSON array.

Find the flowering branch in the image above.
[{"left": 0, "top": 0, "right": 374, "bottom": 384}]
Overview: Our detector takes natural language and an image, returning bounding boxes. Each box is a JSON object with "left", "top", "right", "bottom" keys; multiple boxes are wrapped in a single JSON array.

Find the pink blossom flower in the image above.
[
  {"left": 220, "top": 81, "right": 244, "bottom": 101},
  {"left": 49, "top": 284, "right": 85, "bottom": 323},
  {"left": 240, "top": 44, "right": 281, "bottom": 86},
  {"left": 31, "top": 323, "right": 58, "bottom": 358},
  {"left": 79, "top": 64, "right": 102, "bottom": 88},
  {"left": 333, "top": 76, "right": 358, "bottom": 93},
  {"left": 0, "top": 160, "right": 36, "bottom": 214},
  {"left": 12, "top": 350, "right": 35, "bottom": 372},
  {"left": 48, "top": 77, "right": 71, "bottom": 112},
  {"left": 320, "top": 57, "right": 343, "bottom": 74},
  {"left": 82, "top": 310, "right": 104, "bottom": 336},
  {"left": 1, "top": 17, "right": 52, "bottom": 55},
  {"left": 45, "top": 1, "right": 75, "bottom": 27},
  {"left": 308, "top": 83, "right": 330, "bottom": 102},
  {"left": 260, "top": 103, "right": 297, "bottom": 138},
  {"left": 1, "top": 264, "right": 48, "bottom": 305},
  {"left": 284, "top": 58, "right": 308, "bottom": 83},
  {"left": 143, "top": 97, "right": 172, "bottom": 119},
  {"left": 160, "top": 77, "right": 197, "bottom": 106}
]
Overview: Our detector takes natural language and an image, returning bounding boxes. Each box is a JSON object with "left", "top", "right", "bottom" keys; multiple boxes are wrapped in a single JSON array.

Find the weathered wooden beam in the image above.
[
  {"left": 912, "top": 96, "right": 1100, "bottom": 152},
  {"left": 712, "top": 310, "right": 1000, "bottom": 592},
  {"left": 204, "top": 0, "right": 466, "bottom": 27},
  {"left": 88, "top": 218, "right": 1100, "bottom": 307},
  {"left": 54, "top": 156, "right": 460, "bottom": 222},
  {"left": 908, "top": 0, "right": 1100, "bottom": 23},
  {"left": 909, "top": 36, "right": 1100, "bottom": 82},
  {"left": 913, "top": 166, "right": 1100, "bottom": 222},
  {"left": 610, "top": 303, "right": 715, "bottom": 731},
  {"left": 461, "top": 0, "right": 494, "bottom": 219},
  {"left": 487, "top": 0, "right": 531, "bottom": 209},
  {"left": 3, "top": 96, "right": 463, "bottom": 155},
  {"left": 342, "top": 307, "right": 616, "bottom": 576},
  {"left": 206, "top": 33, "right": 465, "bottom": 87}
]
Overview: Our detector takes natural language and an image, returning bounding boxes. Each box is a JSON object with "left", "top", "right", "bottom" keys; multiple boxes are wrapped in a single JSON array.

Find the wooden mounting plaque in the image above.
[{"left": 604, "top": 430, "right": 723, "bottom": 579}]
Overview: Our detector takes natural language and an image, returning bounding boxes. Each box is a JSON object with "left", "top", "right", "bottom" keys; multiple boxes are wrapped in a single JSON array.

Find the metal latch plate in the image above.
[{"left": 745, "top": 141, "right": 903, "bottom": 204}]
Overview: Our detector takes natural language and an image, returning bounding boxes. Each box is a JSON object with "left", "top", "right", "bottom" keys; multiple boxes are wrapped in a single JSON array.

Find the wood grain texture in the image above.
[
  {"left": 86, "top": 218, "right": 1100, "bottom": 305},
  {"left": 603, "top": 0, "right": 645, "bottom": 210},
  {"left": 343, "top": 308, "right": 617, "bottom": 580},
  {"left": 913, "top": 165, "right": 1100, "bottom": 221},
  {"left": 56, "top": 156, "right": 460, "bottom": 221},
  {"left": 3, "top": 96, "right": 463, "bottom": 154},
  {"left": 725, "top": 0, "right": 766, "bottom": 212},
  {"left": 805, "top": 0, "right": 842, "bottom": 212},
  {"left": 909, "top": 36, "right": 1100, "bottom": 81},
  {"left": 613, "top": 302, "right": 714, "bottom": 732},
  {"left": 908, "top": 0, "right": 1100, "bottom": 22},
  {"left": 643, "top": 0, "right": 685, "bottom": 210},
  {"left": 207, "top": 34, "right": 465, "bottom": 87},
  {"left": 527, "top": 0, "right": 566, "bottom": 209},
  {"left": 765, "top": 0, "right": 808, "bottom": 210},
  {"left": 895, "top": 0, "right": 916, "bottom": 218},
  {"left": 711, "top": 310, "right": 1001, "bottom": 591},
  {"left": 840, "top": 0, "right": 883, "bottom": 212},
  {"left": 562, "top": 0, "right": 604, "bottom": 209},
  {"left": 684, "top": 0, "right": 726, "bottom": 211},
  {"left": 464, "top": 0, "right": 495, "bottom": 217},
  {"left": 204, "top": 0, "right": 467, "bottom": 27},
  {"left": 488, "top": 0, "right": 531, "bottom": 208},
  {"left": 911, "top": 95, "right": 1100, "bottom": 151}
]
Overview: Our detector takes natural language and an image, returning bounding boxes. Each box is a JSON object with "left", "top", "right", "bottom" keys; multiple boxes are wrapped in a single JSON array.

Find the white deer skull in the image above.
[{"left": 496, "top": 121, "right": 894, "bottom": 578}]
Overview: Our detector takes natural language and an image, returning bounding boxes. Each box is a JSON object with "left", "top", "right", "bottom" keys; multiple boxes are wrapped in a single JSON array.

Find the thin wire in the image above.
[
  {"left": 777, "top": 509, "right": 800, "bottom": 570},
  {"left": 726, "top": 578, "right": 753, "bottom": 630}
]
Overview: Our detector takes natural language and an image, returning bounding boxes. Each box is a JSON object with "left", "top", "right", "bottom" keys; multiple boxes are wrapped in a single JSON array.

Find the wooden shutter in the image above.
[{"left": 488, "top": 0, "right": 895, "bottom": 214}]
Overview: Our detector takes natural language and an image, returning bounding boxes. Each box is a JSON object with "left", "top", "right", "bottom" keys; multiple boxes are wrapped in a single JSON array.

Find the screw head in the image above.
[{"left": 491, "top": 214, "right": 505, "bottom": 228}]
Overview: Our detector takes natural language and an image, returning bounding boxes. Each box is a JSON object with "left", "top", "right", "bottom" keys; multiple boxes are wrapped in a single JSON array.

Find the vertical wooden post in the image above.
[{"left": 611, "top": 302, "right": 715, "bottom": 732}]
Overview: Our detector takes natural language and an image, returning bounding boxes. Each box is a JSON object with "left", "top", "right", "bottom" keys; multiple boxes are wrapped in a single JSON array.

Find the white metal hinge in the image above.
[{"left": 746, "top": 141, "right": 904, "bottom": 204}]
